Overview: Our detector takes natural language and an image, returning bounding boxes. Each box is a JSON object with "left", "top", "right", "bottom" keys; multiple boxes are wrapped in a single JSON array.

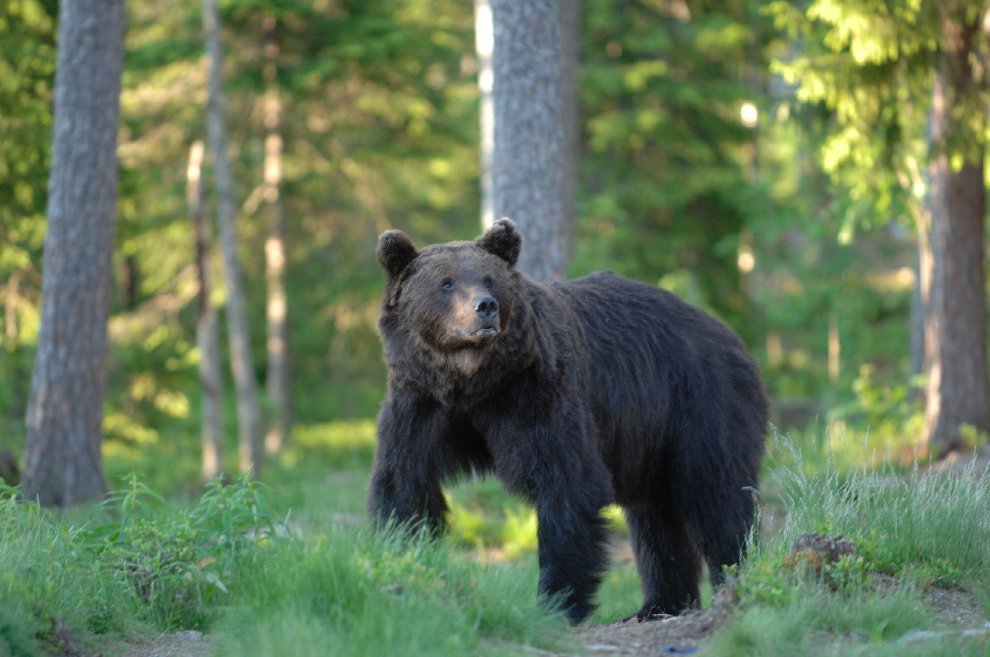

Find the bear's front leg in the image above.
[
  {"left": 368, "top": 389, "right": 450, "bottom": 535},
  {"left": 535, "top": 490, "right": 611, "bottom": 623},
  {"left": 491, "top": 421, "right": 614, "bottom": 622}
]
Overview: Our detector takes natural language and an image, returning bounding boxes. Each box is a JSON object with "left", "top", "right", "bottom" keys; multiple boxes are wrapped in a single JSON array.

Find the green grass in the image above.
[
  {"left": 703, "top": 592, "right": 928, "bottom": 657},
  {"left": 211, "top": 528, "right": 569, "bottom": 657},
  {"left": 705, "top": 589, "right": 988, "bottom": 657},
  {"left": 4, "top": 420, "right": 989, "bottom": 657},
  {"left": 0, "top": 484, "right": 146, "bottom": 656},
  {"left": 704, "top": 455, "right": 990, "bottom": 656},
  {"left": 768, "top": 459, "right": 990, "bottom": 592},
  {"left": 0, "top": 430, "right": 575, "bottom": 657}
]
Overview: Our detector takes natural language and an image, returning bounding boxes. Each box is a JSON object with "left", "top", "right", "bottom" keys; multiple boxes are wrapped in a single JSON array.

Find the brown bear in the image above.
[{"left": 368, "top": 218, "right": 768, "bottom": 623}]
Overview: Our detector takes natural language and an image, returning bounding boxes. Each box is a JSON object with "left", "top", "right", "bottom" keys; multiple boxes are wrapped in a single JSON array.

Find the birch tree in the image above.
[
  {"left": 773, "top": 0, "right": 990, "bottom": 456},
  {"left": 262, "top": 14, "right": 292, "bottom": 455},
  {"left": 203, "top": 0, "right": 264, "bottom": 474},
  {"left": 188, "top": 140, "right": 224, "bottom": 480}
]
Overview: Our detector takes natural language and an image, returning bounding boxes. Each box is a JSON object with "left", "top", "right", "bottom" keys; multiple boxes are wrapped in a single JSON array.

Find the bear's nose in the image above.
[{"left": 474, "top": 295, "right": 499, "bottom": 321}]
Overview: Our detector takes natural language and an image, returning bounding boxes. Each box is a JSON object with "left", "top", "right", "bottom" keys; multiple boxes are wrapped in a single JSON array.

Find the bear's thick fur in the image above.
[{"left": 368, "top": 219, "right": 767, "bottom": 623}]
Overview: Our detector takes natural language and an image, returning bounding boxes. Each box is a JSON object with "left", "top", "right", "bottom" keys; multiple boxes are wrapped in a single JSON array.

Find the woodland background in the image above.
[
  {"left": 2, "top": 0, "right": 989, "bottom": 491},
  {"left": 2, "top": 2, "right": 990, "bottom": 656}
]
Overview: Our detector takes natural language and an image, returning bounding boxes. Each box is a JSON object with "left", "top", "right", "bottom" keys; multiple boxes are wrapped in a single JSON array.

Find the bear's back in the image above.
[
  {"left": 550, "top": 271, "right": 743, "bottom": 361},
  {"left": 545, "top": 272, "right": 765, "bottom": 501}
]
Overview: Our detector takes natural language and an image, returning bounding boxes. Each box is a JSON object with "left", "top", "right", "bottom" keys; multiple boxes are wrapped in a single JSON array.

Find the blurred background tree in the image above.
[
  {"left": 0, "top": 0, "right": 55, "bottom": 437},
  {"left": 1, "top": 0, "right": 986, "bottom": 490},
  {"left": 771, "top": 0, "right": 990, "bottom": 456}
]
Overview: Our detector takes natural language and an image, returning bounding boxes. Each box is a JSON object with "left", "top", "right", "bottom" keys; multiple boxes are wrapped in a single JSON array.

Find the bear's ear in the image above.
[
  {"left": 477, "top": 217, "right": 522, "bottom": 267},
  {"left": 377, "top": 230, "right": 418, "bottom": 278}
]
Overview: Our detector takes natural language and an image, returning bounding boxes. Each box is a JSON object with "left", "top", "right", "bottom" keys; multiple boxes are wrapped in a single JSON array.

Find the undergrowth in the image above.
[
  {"left": 211, "top": 526, "right": 569, "bottom": 657},
  {"left": 80, "top": 472, "right": 281, "bottom": 629},
  {"left": 706, "top": 458, "right": 990, "bottom": 656},
  {"left": 0, "top": 473, "right": 281, "bottom": 655},
  {"left": 0, "top": 470, "right": 570, "bottom": 657}
]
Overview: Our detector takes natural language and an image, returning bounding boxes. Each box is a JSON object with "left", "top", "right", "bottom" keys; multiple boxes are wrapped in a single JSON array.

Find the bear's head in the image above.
[{"left": 377, "top": 218, "right": 522, "bottom": 353}]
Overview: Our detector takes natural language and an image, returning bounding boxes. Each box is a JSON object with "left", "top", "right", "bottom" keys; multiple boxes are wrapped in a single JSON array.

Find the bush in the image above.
[{"left": 81, "top": 472, "right": 284, "bottom": 629}]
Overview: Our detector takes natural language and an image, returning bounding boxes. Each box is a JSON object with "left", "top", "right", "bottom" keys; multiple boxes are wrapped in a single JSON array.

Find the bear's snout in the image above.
[{"left": 474, "top": 296, "right": 499, "bottom": 321}]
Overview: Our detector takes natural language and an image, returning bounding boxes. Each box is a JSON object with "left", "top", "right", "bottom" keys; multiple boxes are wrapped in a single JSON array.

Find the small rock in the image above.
[{"left": 789, "top": 532, "right": 856, "bottom": 568}]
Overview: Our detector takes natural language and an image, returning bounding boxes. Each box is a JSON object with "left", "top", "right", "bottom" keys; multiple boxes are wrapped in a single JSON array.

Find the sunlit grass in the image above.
[
  {"left": 211, "top": 527, "right": 572, "bottom": 657},
  {"left": 590, "top": 561, "right": 643, "bottom": 622},
  {"left": 446, "top": 477, "right": 538, "bottom": 560},
  {"left": 278, "top": 420, "right": 376, "bottom": 472},
  {"left": 0, "top": 487, "right": 147, "bottom": 656},
  {"left": 765, "top": 416, "right": 932, "bottom": 477},
  {"left": 705, "top": 457, "right": 990, "bottom": 656},
  {"left": 17, "top": 414, "right": 989, "bottom": 656},
  {"left": 0, "top": 468, "right": 573, "bottom": 657},
  {"left": 776, "top": 463, "right": 990, "bottom": 592},
  {"left": 262, "top": 420, "right": 377, "bottom": 528},
  {"left": 702, "top": 588, "right": 934, "bottom": 657}
]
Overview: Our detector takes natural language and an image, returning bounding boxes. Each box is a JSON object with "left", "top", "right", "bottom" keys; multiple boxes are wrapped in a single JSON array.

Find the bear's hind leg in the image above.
[
  {"left": 691, "top": 487, "right": 755, "bottom": 587},
  {"left": 625, "top": 504, "right": 702, "bottom": 620}
]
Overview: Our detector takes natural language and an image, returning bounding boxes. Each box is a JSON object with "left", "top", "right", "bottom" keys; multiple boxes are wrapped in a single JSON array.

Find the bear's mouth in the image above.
[{"left": 453, "top": 324, "right": 499, "bottom": 343}]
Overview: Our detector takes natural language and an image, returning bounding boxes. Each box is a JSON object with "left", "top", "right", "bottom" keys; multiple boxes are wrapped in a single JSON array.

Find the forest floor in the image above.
[
  {"left": 575, "top": 579, "right": 988, "bottom": 657},
  {"left": 61, "top": 447, "right": 990, "bottom": 657},
  {"left": 103, "top": 581, "right": 987, "bottom": 657}
]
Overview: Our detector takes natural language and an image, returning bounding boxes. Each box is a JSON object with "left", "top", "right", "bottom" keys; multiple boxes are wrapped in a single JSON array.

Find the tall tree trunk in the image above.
[
  {"left": 909, "top": 254, "right": 925, "bottom": 378},
  {"left": 488, "top": 0, "right": 578, "bottom": 281},
  {"left": 202, "top": 0, "right": 263, "bottom": 475},
  {"left": 475, "top": 0, "right": 495, "bottom": 230},
  {"left": 22, "top": 0, "right": 125, "bottom": 506},
  {"left": 921, "top": 3, "right": 990, "bottom": 456},
  {"left": 5, "top": 272, "right": 27, "bottom": 422},
  {"left": 188, "top": 140, "right": 224, "bottom": 480},
  {"left": 262, "top": 15, "right": 291, "bottom": 456}
]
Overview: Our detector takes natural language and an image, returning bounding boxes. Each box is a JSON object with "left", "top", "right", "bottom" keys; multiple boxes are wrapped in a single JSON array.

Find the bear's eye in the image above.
[
  {"left": 482, "top": 275, "right": 494, "bottom": 289},
  {"left": 441, "top": 278, "right": 454, "bottom": 291}
]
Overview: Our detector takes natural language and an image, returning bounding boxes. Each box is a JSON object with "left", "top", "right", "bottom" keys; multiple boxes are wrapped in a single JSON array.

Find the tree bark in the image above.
[
  {"left": 203, "top": 0, "right": 263, "bottom": 475},
  {"left": 476, "top": 0, "right": 495, "bottom": 230},
  {"left": 188, "top": 140, "right": 224, "bottom": 480},
  {"left": 488, "top": 0, "right": 578, "bottom": 281},
  {"left": 921, "top": 2, "right": 990, "bottom": 456},
  {"left": 22, "top": 0, "right": 125, "bottom": 506},
  {"left": 262, "top": 15, "right": 292, "bottom": 456}
]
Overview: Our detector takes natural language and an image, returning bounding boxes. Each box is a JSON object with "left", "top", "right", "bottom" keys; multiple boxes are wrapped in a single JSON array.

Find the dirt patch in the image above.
[
  {"left": 571, "top": 577, "right": 989, "bottom": 657},
  {"left": 577, "top": 581, "right": 738, "bottom": 656},
  {"left": 923, "top": 585, "right": 987, "bottom": 628},
  {"left": 110, "top": 631, "right": 209, "bottom": 657}
]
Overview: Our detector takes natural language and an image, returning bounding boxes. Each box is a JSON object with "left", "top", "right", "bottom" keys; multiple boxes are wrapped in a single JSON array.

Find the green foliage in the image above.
[
  {"left": 703, "top": 584, "right": 934, "bottom": 657},
  {"left": 211, "top": 527, "right": 570, "bottom": 657},
  {"left": 578, "top": 0, "right": 780, "bottom": 331},
  {"left": 80, "top": 472, "right": 282, "bottom": 630},
  {"left": 767, "top": 0, "right": 936, "bottom": 233},
  {"left": 446, "top": 478, "right": 538, "bottom": 559},
  {"left": 710, "top": 459, "right": 990, "bottom": 655},
  {"left": 0, "top": 0, "right": 54, "bottom": 444},
  {"left": 0, "top": 0, "right": 53, "bottom": 274},
  {"left": 825, "top": 364, "right": 926, "bottom": 457},
  {"left": 0, "top": 488, "right": 141, "bottom": 657},
  {"left": 770, "top": 463, "right": 990, "bottom": 590}
]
